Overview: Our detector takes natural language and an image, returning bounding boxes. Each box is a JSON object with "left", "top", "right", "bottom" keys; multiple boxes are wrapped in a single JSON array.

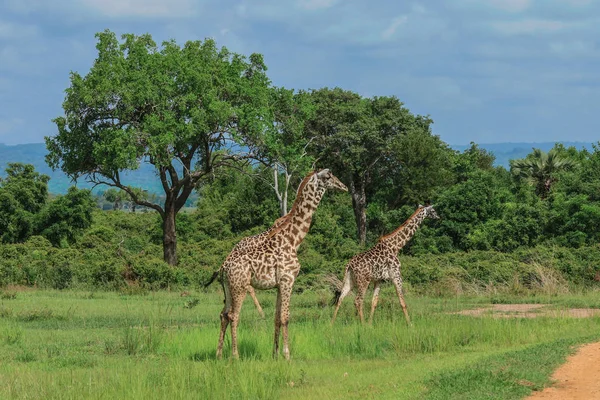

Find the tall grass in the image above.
[{"left": 0, "top": 289, "right": 599, "bottom": 399}]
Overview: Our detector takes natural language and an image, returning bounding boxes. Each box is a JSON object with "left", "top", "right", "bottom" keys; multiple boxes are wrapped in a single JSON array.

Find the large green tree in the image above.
[
  {"left": 376, "top": 126, "right": 454, "bottom": 209},
  {"left": 305, "top": 88, "right": 434, "bottom": 244},
  {"left": 245, "top": 88, "right": 315, "bottom": 216},
  {"left": 47, "top": 30, "right": 272, "bottom": 265}
]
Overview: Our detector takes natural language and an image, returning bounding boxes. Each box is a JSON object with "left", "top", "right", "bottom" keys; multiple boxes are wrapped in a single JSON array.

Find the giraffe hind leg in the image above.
[
  {"left": 354, "top": 279, "right": 370, "bottom": 324},
  {"left": 273, "top": 288, "right": 282, "bottom": 359},
  {"left": 216, "top": 281, "right": 232, "bottom": 359},
  {"left": 248, "top": 286, "right": 265, "bottom": 319},
  {"left": 229, "top": 288, "right": 247, "bottom": 359},
  {"left": 393, "top": 277, "right": 411, "bottom": 326},
  {"left": 368, "top": 281, "right": 381, "bottom": 324},
  {"left": 331, "top": 270, "right": 353, "bottom": 325}
]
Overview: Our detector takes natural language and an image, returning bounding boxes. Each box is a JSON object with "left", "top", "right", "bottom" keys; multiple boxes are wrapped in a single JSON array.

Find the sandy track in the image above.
[
  {"left": 526, "top": 341, "right": 600, "bottom": 400},
  {"left": 451, "top": 304, "right": 600, "bottom": 319}
]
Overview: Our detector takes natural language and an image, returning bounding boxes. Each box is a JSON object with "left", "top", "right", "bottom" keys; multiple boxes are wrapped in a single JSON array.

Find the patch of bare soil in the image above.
[
  {"left": 526, "top": 341, "right": 600, "bottom": 400},
  {"left": 451, "top": 304, "right": 600, "bottom": 319},
  {"left": 451, "top": 304, "right": 547, "bottom": 318}
]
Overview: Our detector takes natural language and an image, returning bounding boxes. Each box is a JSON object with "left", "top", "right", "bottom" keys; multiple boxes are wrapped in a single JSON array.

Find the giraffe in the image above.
[
  {"left": 331, "top": 205, "right": 439, "bottom": 325},
  {"left": 205, "top": 203, "right": 303, "bottom": 317},
  {"left": 227, "top": 215, "right": 288, "bottom": 318},
  {"left": 214, "top": 169, "right": 348, "bottom": 360}
]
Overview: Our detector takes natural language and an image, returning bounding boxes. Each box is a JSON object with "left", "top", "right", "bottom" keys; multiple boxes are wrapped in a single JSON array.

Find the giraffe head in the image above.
[
  {"left": 419, "top": 204, "right": 440, "bottom": 220},
  {"left": 315, "top": 169, "right": 348, "bottom": 192}
]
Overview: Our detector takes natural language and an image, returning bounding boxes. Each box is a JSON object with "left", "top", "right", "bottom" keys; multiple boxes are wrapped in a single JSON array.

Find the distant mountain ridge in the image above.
[
  {"left": 451, "top": 141, "right": 595, "bottom": 169},
  {"left": 1, "top": 141, "right": 596, "bottom": 195},
  {"left": 0, "top": 142, "right": 162, "bottom": 195}
]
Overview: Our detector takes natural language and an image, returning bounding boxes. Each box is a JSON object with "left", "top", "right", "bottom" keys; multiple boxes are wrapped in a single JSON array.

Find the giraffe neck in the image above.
[
  {"left": 380, "top": 208, "right": 427, "bottom": 252},
  {"left": 272, "top": 174, "right": 325, "bottom": 249}
]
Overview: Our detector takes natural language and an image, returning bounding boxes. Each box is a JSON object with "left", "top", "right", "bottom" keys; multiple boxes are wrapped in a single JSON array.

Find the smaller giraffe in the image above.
[{"left": 331, "top": 205, "right": 439, "bottom": 325}]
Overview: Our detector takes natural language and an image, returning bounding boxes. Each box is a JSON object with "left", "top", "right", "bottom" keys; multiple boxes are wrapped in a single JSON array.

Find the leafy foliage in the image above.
[
  {"left": 35, "top": 187, "right": 95, "bottom": 247},
  {"left": 47, "top": 29, "right": 273, "bottom": 264},
  {"left": 510, "top": 148, "right": 576, "bottom": 198},
  {"left": 0, "top": 163, "right": 49, "bottom": 243}
]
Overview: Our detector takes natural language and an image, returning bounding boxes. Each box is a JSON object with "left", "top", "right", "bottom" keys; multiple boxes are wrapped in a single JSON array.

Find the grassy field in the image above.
[{"left": 0, "top": 287, "right": 599, "bottom": 399}]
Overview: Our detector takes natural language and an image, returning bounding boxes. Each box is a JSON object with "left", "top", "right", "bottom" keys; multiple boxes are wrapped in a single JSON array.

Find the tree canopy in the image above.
[
  {"left": 510, "top": 148, "right": 576, "bottom": 198},
  {"left": 47, "top": 30, "right": 273, "bottom": 265},
  {"left": 305, "top": 88, "right": 444, "bottom": 244},
  {"left": 0, "top": 163, "right": 94, "bottom": 246}
]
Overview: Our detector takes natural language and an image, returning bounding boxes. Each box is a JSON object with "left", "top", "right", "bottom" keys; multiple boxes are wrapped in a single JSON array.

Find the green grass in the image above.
[
  {"left": 425, "top": 338, "right": 588, "bottom": 399},
  {"left": 0, "top": 288, "right": 599, "bottom": 399}
]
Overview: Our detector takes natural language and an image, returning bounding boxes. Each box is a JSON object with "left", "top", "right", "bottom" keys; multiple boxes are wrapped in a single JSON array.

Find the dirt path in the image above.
[
  {"left": 526, "top": 341, "right": 600, "bottom": 400},
  {"left": 451, "top": 304, "right": 600, "bottom": 319}
]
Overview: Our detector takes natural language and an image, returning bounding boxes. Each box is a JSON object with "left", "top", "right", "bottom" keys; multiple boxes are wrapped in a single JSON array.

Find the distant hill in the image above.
[
  {"left": 1, "top": 141, "right": 596, "bottom": 194},
  {"left": 0, "top": 143, "right": 163, "bottom": 195},
  {"left": 451, "top": 142, "right": 595, "bottom": 168}
]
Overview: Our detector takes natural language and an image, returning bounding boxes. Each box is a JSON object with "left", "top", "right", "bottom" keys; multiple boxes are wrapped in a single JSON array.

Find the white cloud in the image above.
[
  {"left": 490, "top": 19, "right": 568, "bottom": 35},
  {"left": 298, "top": 0, "right": 338, "bottom": 11},
  {"left": 82, "top": 0, "right": 196, "bottom": 17},
  {"left": 382, "top": 16, "right": 408, "bottom": 40}
]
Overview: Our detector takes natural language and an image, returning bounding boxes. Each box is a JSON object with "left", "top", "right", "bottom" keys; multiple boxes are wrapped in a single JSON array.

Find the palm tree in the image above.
[{"left": 510, "top": 148, "right": 576, "bottom": 198}]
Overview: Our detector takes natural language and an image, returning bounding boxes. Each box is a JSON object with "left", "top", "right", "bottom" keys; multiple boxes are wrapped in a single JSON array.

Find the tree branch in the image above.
[{"left": 89, "top": 174, "right": 164, "bottom": 217}]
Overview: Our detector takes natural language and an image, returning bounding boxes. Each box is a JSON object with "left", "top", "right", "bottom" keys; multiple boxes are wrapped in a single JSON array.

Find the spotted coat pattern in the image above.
[
  {"left": 331, "top": 205, "right": 439, "bottom": 325},
  {"left": 216, "top": 169, "right": 348, "bottom": 360},
  {"left": 225, "top": 215, "right": 288, "bottom": 318}
]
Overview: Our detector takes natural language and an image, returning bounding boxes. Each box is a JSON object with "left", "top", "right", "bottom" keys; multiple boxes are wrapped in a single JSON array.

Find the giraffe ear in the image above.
[
  {"left": 317, "top": 169, "right": 330, "bottom": 178},
  {"left": 418, "top": 204, "right": 423, "bottom": 208}
]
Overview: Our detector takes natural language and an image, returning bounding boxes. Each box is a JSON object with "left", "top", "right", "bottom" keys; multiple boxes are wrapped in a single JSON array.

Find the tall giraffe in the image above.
[
  {"left": 225, "top": 215, "right": 288, "bottom": 318},
  {"left": 214, "top": 169, "right": 347, "bottom": 359},
  {"left": 331, "top": 205, "right": 439, "bottom": 325},
  {"left": 206, "top": 201, "right": 301, "bottom": 317}
]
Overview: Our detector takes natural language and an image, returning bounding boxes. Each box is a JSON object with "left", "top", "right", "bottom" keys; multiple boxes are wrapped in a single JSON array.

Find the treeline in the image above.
[{"left": 2, "top": 141, "right": 600, "bottom": 292}]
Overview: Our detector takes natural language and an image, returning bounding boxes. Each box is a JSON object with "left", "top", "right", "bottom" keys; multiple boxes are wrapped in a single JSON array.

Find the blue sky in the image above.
[{"left": 0, "top": 0, "right": 598, "bottom": 146}]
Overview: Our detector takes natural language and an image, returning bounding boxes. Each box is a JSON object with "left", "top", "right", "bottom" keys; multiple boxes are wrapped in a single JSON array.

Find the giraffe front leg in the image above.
[
  {"left": 392, "top": 276, "right": 411, "bottom": 326},
  {"left": 368, "top": 281, "right": 381, "bottom": 324},
  {"left": 273, "top": 288, "right": 282, "bottom": 359},
  {"left": 278, "top": 280, "right": 294, "bottom": 361}
]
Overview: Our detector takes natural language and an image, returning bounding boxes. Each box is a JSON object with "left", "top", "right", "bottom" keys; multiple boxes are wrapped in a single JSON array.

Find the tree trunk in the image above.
[
  {"left": 350, "top": 180, "right": 367, "bottom": 245},
  {"left": 274, "top": 166, "right": 290, "bottom": 217},
  {"left": 281, "top": 171, "right": 291, "bottom": 216},
  {"left": 162, "top": 202, "right": 177, "bottom": 266}
]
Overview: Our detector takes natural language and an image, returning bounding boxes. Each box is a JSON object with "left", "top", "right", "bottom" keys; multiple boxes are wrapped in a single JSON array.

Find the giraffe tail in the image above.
[
  {"left": 203, "top": 268, "right": 221, "bottom": 288},
  {"left": 324, "top": 273, "right": 344, "bottom": 306}
]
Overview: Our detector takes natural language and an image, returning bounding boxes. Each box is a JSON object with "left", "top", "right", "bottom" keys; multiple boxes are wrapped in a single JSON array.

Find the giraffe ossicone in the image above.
[
  {"left": 214, "top": 169, "right": 347, "bottom": 360},
  {"left": 331, "top": 204, "right": 439, "bottom": 325}
]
